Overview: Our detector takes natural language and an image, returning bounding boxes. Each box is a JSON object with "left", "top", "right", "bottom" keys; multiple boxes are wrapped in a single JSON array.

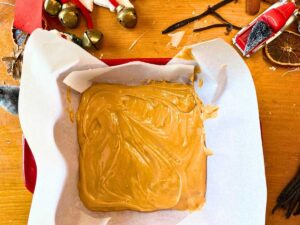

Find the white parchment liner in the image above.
[{"left": 19, "top": 29, "right": 266, "bottom": 225}]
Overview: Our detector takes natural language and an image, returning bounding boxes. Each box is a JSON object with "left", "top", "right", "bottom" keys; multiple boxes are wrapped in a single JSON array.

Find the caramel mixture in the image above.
[
  {"left": 77, "top": 81, "right": 208, "bottom": 212},
  {"left": 66, "top": 87, "right": 75, "bottom": 123},
  {"left": 194, "top": 65, "right": 201, "bottom": 74},
  {"left": 198, "top": 79, "right": 204, "bottom": 88}
]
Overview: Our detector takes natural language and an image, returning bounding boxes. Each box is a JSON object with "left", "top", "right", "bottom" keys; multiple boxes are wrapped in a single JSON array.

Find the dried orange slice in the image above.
[{"left": 265, "top": 30, "right": 300, "bottom": 66}]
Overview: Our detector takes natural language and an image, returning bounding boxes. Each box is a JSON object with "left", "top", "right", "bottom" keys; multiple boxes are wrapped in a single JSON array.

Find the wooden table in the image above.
[{"left": 0, "top": 0, "right": 299, "bottom": 224}]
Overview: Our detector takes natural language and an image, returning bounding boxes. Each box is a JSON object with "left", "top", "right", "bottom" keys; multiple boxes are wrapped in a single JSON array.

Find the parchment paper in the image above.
[{"left": 19, "top": 29, "right": 266, "bottom": 225}]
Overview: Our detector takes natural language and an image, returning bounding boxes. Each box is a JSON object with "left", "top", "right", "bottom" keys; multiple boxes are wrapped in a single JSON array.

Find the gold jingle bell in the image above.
[
  {"left": 44, "top": 0, "right": 62, "bottom": 16},
  {"left": 58, "top": 3, "right": 79, "bottom": 28},
  {"left": 116, "top": 6, "right": 137, "bottom": 28},
  {"left": 82, "top": 29, "right": 104, "bottom": 49}
]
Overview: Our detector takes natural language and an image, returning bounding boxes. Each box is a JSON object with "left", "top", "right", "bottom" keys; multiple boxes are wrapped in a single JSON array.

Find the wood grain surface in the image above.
[{"left": 0, "top": 0, "right": 299, "bottom": 224}]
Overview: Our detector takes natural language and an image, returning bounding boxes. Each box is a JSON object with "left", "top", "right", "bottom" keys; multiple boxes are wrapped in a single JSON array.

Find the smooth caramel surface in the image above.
[{"left": 77, "top": 82, "right": 208, "bottom": 212}]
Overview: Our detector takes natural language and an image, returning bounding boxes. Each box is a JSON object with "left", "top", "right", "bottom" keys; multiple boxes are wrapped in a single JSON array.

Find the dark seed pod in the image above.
[{"left": 272, "top": 168, "right": 300, "bottom": 218}]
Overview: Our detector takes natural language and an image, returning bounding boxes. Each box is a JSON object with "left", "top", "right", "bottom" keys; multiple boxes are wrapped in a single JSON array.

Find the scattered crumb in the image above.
[
  {"left": 192, "top": 10, "right": 196, "bottom": 15},
  {"left": 99, "top": 53, "right": 104, "bottom": 59},
  {"left": 194, "top": 65, "right": 201, "bottom": 74},
  {"left": 204, "top": 148, "right": 214, "bottom": 156},
  {"left": 203, "top": 105, "right": 219, "bottom": 120},
  {"left": 198, "top": 79, "right": 203, "bottom": 88},
  {"left": 167, "top": 31, "right": 185, "bottom": 48},
  {"left": 269, "top": 66, "right": 277, "bottom": 71},
  {"left": 129, "top": 31, "right": 147, "bottom": 50}
]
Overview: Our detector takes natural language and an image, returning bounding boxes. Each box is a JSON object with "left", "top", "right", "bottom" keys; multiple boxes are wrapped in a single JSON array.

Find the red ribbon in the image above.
[
  {"left": 109, "top": 0, "right": 119, "bottom": 8},
  {"left": 14, "top": 0, "right": 94, "bottom": 32},
  {"left": 14, "top": 0, "right": 43, "bottom": 33}
]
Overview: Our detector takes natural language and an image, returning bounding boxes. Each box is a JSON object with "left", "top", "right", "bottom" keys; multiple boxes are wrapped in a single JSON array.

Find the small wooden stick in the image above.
[
  {"left": 246, "top": 0, "right": 261, "bottom": 15},
  {"left": 162, "top": 0, "right": 236, "bottom": 34}
]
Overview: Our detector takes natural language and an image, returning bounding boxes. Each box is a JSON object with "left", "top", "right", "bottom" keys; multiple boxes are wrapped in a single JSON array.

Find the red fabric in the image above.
[
  {"left": 13, "top": 0, "right": 43, "bottom": 33},
  {"left": 109, "top": 0, "right": 119, "bottom": 8}
]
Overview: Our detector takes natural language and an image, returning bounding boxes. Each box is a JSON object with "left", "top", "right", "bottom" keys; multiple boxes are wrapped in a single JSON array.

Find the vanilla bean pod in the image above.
[
  {"left": 193, "top": 23, "right": 239, "bottom": 35},
  {"left": 162, "top": 0, "right": 237, "bottom": 34},
  {"left": 272, "top": 168, "right": 300, "bottom": 218},
  {"left": 277, "top": 172, "right": 300, "bottom": 203},
  {"left": 294, "top": 199, "right": 300, "bottom": 215},
  {"left": 286, "top": 191, "right": 300, "bottom": 218}
]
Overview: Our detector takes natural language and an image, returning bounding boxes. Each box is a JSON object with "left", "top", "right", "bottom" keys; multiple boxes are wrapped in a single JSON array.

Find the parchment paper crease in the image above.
[{"left": 19, "top": 29, "right": 266, "bottom": 225}]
